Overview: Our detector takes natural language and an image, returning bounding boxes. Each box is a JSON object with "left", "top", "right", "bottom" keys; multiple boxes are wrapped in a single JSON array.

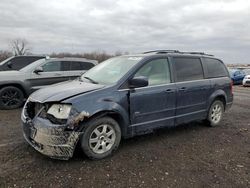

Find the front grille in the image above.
[
  {"left": 246, "top": 81, "right": 250, "bottom": 84},
  {"left": 26, "top": 102, "right": 44, "bottom": 119}
]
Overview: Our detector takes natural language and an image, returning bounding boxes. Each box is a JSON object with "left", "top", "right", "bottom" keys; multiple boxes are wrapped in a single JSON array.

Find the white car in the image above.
[{"left": 243, "top": 75, "right": 250, "bottom": 86}]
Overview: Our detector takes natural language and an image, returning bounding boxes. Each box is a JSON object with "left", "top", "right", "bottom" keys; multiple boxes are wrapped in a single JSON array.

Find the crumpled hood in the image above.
[{"left": 30, "top": 80, "right": 105, "bottom": 103}]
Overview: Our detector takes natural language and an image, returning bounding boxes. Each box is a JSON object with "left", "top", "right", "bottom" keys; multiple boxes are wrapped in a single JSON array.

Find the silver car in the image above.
[{"left": 0, "top": 57, "right": 97, "bottom": 109}]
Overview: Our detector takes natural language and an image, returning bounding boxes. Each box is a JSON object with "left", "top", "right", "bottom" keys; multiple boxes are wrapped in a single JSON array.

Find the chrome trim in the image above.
[
  {"left": 118, "top": 76, "right": 229, "bottom": 91},
  {"left": 118, "top": 82, "right": 175, "bottom": 91}
]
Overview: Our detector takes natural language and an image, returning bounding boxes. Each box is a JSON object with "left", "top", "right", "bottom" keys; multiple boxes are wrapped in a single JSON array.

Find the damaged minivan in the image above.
[{"left": 21, "top": 50, "right": 233, "bottom": 160}]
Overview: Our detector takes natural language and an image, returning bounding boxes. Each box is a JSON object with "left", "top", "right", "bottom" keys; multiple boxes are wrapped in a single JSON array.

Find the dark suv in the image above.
[{"left": 21, "top": 50, "right": 233, "bottom": 160}]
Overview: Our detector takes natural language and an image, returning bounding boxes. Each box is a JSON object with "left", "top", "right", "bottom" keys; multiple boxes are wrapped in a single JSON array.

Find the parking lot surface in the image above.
[{"left": 0, "top": 86, "right": 249, "bottom": 187}]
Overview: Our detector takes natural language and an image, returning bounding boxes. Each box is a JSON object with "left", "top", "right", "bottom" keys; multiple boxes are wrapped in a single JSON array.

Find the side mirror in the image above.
[
  {"left": 129, "top": 76, "right": 148, "bottom": 88},
  {"left": 34, "top": 66, "right": 43, "bottom": 74},
  {"left": 7, "top": 61, "right": 12, "bottom": 68}
]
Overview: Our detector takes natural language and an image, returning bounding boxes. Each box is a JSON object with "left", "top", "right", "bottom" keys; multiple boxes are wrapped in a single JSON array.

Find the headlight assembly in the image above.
[{"left": 47, "top": 104, "right": 72, "bottom": 119}]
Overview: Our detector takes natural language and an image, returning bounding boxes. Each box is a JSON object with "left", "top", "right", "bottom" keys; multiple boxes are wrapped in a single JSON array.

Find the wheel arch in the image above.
[
  {"left": 208, "top": 90, "right": 227, "bottom": 111},
  {"left": 79, "top": 110, "right": 129, "bottom": 138}
]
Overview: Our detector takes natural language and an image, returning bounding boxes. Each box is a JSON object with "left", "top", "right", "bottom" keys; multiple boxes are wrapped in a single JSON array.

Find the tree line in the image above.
[{"left": 0, "top": 38, "right": 128, "bottom": 63}]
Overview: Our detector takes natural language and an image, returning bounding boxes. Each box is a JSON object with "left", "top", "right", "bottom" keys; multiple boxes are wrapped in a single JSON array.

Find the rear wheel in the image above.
[
  {"left": 81, "top": 117, "right": 121, "bottom": 160},
  {"left": 206, "top": 100, "right": 224, "bottom": 127},
  {"left": 0, "top": 86, "right": 24, "bottom": 110}
]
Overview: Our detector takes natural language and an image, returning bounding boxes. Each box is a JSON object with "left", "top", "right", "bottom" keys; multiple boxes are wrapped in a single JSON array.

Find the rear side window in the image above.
[
  {"left": 81, "top": 62, "right": 95, "bottom": 70},
  {"left": 61, "top": 61, "right": 71, "bottom": 71},
  {"left": 173, "top": 57, "right": 204, "bottom": 82},
  {"left": 71, "top": 61, "right": 82, "bottom": 70},
  {"left": 203, "top": 58, "right": 228, "bottom": 78},
  {"left": 70, "top": 61, "right": 94, "bottom": 71}
]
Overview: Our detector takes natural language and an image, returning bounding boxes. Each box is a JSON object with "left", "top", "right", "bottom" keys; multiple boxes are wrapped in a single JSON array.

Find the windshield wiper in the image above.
[{"left": 83, "top": 76, "right": 98, "bottom": 84}]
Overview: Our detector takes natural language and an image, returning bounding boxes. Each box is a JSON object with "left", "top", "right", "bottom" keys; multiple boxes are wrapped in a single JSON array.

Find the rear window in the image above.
[
  {"left": 173, "top": 57, "right": 204, "bottom": 82},
  {"left": 203, "top": 58, "right": 228, "bottom": 78}
]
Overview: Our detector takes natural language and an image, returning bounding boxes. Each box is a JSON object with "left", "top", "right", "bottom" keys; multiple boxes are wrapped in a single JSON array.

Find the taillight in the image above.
[{"left": 230, "top": 80, "right": 233, "bottom": 95}]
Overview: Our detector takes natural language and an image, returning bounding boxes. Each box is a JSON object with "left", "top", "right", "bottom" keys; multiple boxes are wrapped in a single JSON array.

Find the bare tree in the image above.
[
  {"left": 11, "top": 38, "right": 30, "bottom": 55},
  {"left": 0, "top": 50, "right": 12, "bottom": 62}
]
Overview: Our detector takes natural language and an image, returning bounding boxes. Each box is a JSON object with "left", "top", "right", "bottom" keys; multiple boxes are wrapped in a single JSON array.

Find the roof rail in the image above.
[
  {"left": 182, "top": 52, "right": 214, "bottom": 56},
  {"left": 143, "top": 50, "right": 180, "bottom": 54},
  {"left": 142, "top": 50, "right": 214, "bottom": 56}
]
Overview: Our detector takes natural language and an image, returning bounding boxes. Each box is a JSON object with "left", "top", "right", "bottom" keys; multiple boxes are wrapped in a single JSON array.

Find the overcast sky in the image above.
[{"left": 0, "top": 0, "right": 249, "bottom": 63}]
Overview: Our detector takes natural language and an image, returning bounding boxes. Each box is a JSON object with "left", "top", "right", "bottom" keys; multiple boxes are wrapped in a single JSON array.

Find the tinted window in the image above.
[
  {"left": 204, "top": 58, "right": 228, "bottom": 78},
  {"left": 81, "top": 62, "right": 95, "bottom": 70},
  {"left": 71, "top": 61, "right": 82, "bottom": 70},
  {"left": 42, "top": 61, "right": 61, "bottom": 72},
  {"left": 135, "top": 58, "right": 170, "bottom": 86},
  {"left": 5, "top": 56, "right": 43, "bottom": 70},
  {"left": 174, "top": 57, "right": 203, "bottom": 82},
  {"left": 61, "top": 61, "right": 71, "bottom": 71}
]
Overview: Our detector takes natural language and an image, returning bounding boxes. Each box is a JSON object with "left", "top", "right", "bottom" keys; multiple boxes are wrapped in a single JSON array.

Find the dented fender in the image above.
[{"left": 65, "top": 92, "right": 130, "bottom": 135}]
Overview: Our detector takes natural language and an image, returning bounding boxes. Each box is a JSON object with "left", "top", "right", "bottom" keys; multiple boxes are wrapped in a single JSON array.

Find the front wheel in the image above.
[
  {"left": 206, "top": 100, "right": 224, "bottom": 127},
  {"left": 81, "top": 117, "right": 121, "bottom": 160}
]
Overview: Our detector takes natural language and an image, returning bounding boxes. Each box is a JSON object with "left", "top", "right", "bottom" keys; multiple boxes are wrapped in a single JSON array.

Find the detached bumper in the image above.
[{"left": 22, "top": 117, "right": 81, "bottom": 160}]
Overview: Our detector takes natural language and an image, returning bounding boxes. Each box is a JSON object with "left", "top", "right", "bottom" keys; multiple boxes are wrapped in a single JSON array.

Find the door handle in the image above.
[
  {"left": 179, "top": 87, "right": 187, "bottom": 91},
  {"left": 165, "top": 89, "right": 174, "bottom": 93},
  {"left": 200, "top": 87, "right": 207, "bottom": 90},
  {"left": 54, "top": 73, "right": 62, "bottom": 76}
]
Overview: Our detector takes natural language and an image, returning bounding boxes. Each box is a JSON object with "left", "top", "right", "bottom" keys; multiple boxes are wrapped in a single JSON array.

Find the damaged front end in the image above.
[{"left": 21, "top": 99, "right": 90, "bottom": 160}]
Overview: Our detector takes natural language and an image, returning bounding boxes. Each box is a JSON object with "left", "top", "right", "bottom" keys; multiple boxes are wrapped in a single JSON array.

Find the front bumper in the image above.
[{"left": 22, "top": 117, "right": 81, "bottom": 160}]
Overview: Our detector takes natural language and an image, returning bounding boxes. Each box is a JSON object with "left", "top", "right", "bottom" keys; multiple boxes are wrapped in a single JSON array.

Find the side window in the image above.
[
  {"left": 42, "top": 61, "right": 61, "bottom": 72},
  {"left": 61, "top": 61, "right": 71, "bottom": 71},
  {"left": 81, "top": 62, "right": 95, "bottom": 70},
  {"left": 173, "top": 57, "right": 203, "bottom": 82},
  {"left": 134, "top": 58, "right": 170, "bottom": 86},
  {"left": 71, "top": 61, "right": 82, "bottom": 71},
  {"left": 204, "top": 58, "right": 228, "bottom": 78}
]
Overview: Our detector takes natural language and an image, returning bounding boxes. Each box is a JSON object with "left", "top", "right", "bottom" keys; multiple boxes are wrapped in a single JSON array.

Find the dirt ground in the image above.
[{"left": 0, "top": 86, "right": 249, "bottom": 188}]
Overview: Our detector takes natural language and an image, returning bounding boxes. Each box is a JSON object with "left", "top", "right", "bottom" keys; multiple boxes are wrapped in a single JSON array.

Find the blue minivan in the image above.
[{"left": 22, "top": 50, "right": 233, "bottom": 160}]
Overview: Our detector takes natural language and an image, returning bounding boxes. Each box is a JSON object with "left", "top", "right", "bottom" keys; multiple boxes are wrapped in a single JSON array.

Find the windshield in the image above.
[{"left": 81, "top": 56, "right": 143, "bottom": 85}]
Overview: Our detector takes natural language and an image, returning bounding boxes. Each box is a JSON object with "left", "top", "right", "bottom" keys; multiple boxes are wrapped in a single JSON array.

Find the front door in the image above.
[{"left": 129, "top": 58, "right": 176, "bottom": 133}]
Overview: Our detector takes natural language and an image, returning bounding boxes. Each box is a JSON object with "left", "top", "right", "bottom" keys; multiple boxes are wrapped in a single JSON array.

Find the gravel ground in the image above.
[{"left": 0, "top": 86, "right": 249, "bottom": 188}]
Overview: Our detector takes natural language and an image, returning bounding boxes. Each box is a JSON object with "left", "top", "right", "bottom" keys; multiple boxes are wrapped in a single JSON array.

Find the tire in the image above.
[
  {"left": 206, "top": 100, "right": 224, "bottom": 127},
  {"left": 0, "top": 86, "right": 24, "bottom": 110},
  {"left": 80, "top": 117, "right": 121, "bottom": 160}
]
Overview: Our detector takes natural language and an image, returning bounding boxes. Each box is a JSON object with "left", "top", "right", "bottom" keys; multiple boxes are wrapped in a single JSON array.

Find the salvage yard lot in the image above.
[{"left": 0, "top": 86, "right": 249, "bottom": 187}]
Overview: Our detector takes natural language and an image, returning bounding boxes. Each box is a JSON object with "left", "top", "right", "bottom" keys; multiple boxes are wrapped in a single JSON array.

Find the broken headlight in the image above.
[{"left": 47, "top": 104, "right": 72, "bottom": 119}]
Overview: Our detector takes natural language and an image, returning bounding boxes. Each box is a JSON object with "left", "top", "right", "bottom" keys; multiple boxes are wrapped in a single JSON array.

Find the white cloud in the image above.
[{"left": 0, "top": 0, "right": 249, "bottom": 63}]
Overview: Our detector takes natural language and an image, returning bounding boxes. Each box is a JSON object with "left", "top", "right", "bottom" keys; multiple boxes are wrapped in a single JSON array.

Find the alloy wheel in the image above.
[{"left": 89, "top": 124, "right": 116, "bottom": 154}]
